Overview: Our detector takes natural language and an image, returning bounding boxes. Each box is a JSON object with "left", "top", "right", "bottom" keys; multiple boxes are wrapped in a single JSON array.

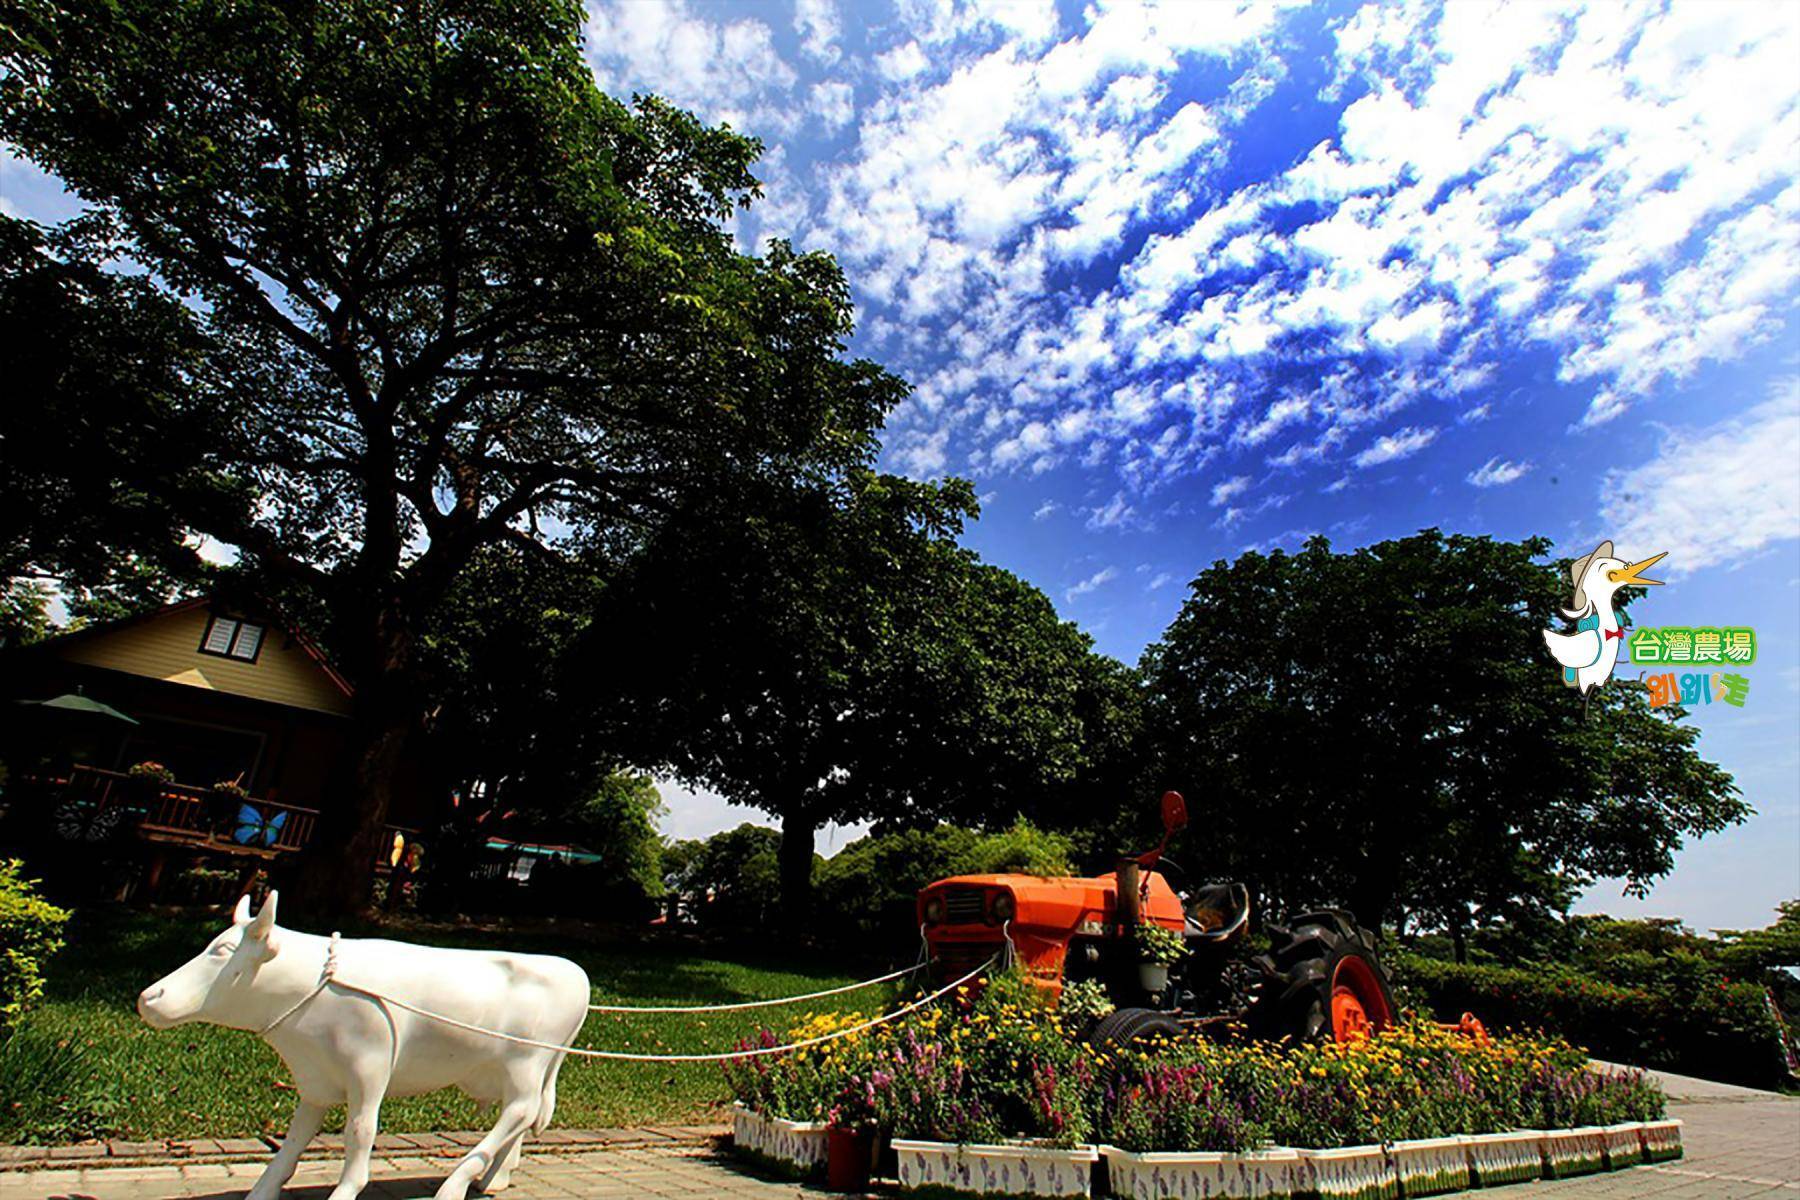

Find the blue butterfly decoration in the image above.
[{"left": 233, "top": 802, "right": 288, "bottom": 848}]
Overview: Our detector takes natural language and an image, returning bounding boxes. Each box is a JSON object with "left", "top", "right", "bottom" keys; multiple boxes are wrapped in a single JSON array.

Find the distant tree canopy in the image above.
[
  {"left": 0, "top": 0, "right": 903, "bottom": 916},
  {"left": 585, "top": 472, "right": 1133, "bottom": 920},
  {"left": 1140, "top": 530, "right": 1747, "bottom": 938}
]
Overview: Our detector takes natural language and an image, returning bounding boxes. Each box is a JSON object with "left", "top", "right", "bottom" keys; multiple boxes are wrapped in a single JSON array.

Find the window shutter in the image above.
[
  {"left": 203, "top": 618, "right": 238, "bottom": 655},
  {"left": 231, "top": 623, "right": 264, "bottom": 661}
]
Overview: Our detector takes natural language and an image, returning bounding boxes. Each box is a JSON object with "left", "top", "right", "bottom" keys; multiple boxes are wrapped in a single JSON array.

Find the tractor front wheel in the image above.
[
  {"left": 1088, "top": 1006, "right": 1182, "bottom": 1051},
  {"left": 1249, "top": 911, "right": 1395, "bottom": 1044}
]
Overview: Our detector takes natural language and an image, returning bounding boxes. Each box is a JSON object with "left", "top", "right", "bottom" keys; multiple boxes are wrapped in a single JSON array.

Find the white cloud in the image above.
[
  {"left": 1064, "top": 565, "right": 1119, "bottom": 602},
  {"left": 794, "top": 0, "right": 840, "bottom": 63},
  {"left": 1600, "top": 378, "right": 1800, "bottom": 575},
  {"left": 583, "top": 0, "right": 1800, "bottom": 505},
  {"left": 1209, "top": 475, "right": 1251, "bottom": 506},
  {"left": 809, "top": 81, "right": 855, "bottom": 132},
  {"left": 1084, "top": 491, "right": 1138, "bottom": 531},
  {"left": 1146, "top": 571, "right": 1175, "bottom": 590},
  {"left": 1354, "top": 426, "right": 1438, "bottom": 468},
  {"left": 1032, "top": 499, "right": 1060, "bottom": 520},
  {"left": 876, "top": 40, "right": 930, "bottom": 81},
  {"left": 585, "top": 0, "right": 798, "bottom": 132},
  {"left": 1467, "top": 457, "right": 1532, "bottom": 487}
]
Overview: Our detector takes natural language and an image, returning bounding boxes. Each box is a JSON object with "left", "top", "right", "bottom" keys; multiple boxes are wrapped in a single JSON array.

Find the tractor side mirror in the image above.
[{"left": 1160, "top": 790, "right": 1188, "bottom": 835}]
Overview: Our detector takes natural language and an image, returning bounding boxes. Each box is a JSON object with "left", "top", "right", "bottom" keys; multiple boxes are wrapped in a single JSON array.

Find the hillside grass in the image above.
[{"left": 11, "top": 906, "right": 890, "bottom": 1142}]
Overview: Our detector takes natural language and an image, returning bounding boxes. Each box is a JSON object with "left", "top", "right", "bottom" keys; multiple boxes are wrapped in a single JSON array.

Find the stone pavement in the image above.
[{"left": 2, "top": 1071, "right": 1794, "bottom": 1199}]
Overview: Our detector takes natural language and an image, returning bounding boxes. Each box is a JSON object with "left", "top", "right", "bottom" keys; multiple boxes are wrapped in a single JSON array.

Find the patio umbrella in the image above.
[{"left": 13, "top": 693, "right": 140, "bottom": 724}]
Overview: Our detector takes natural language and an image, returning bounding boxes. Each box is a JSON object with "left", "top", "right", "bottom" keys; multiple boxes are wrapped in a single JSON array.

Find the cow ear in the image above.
[
  {"left": 248, "top": 890, "right": 279, "bottom": 939},
  {"left": 232, "top": 894, "right": 253, "bottom": 926}
]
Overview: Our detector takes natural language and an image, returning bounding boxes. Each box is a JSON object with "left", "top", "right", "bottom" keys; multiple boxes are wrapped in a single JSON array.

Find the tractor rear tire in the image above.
[
  {"left": 1248, "top": 911, "right": 1395, "bottom": 1045},
  {"left": 1088, "top": 1006, "right": 1182, "bottom": 1051}
]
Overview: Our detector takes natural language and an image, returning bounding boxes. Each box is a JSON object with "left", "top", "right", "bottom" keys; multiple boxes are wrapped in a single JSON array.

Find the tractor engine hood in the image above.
[{"left": 918, "top": 871, "right": 1186, "bottom": 994}]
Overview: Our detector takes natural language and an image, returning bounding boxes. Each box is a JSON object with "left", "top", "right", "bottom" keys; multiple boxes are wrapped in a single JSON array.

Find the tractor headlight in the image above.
[
  {"left": 924, "top": 897, "right": 945, "bottom": 925},
  {"left": 991, "top": 892, "right": 1015, "bottom": 923}
]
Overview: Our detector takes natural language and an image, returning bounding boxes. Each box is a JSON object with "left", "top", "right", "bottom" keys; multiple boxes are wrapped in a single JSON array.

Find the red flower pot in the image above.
[{"left": 826, "top": 1125, "right": 876, "bottom": 1193}]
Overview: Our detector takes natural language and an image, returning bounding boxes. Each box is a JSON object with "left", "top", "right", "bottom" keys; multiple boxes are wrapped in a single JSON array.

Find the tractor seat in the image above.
[{"left": 1185, "top": 882, "right": 1250, "bottom": 941}]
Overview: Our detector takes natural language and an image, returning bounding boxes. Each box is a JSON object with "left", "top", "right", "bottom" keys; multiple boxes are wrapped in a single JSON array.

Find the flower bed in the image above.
[{"left": 721, "top": 971, "right": 1671, "bottom": 1198}]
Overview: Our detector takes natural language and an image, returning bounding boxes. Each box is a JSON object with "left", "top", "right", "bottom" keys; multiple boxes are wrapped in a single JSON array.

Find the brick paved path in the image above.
[{"left": 4, "top": 1080, "right": 1793, "bottom": 1199}]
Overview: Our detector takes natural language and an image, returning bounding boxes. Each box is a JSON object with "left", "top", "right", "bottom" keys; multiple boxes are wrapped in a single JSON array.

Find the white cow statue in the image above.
[{"left": 137, "top": 891, "right": 590, "bottom": 1200}]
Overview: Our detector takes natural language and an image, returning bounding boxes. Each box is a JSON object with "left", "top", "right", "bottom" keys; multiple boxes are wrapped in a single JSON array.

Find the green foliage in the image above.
[
  {"left": 0, "top": 217, "right": 228, "bottom": 599},
  {"left": 0, "top": 1020, "right": 122, "bottom": 1144},
  {"left": 591, "top": 471, "right": 1128, "bottom": 918},
  {"left": 1135, "top": 923, "right": 1189, "bottom": 967},
  {"left": 1392, "top": 951, "right": 1790, "bottom": 1089},
  {"left": 0, "top": 579, "right": 55, "bottom": 649},
  {"left": 1057, "top": 978, "right": 1115, "bottom": 1023},
  {"left": 0, "top": 860, "right": 69, "bottom": 1037},
  {"left": 1139, "top": 530, "right": 1746, "bottom": 932},
  {"left": 0, "top": 0, "right": 905, "bottom": 915},
  {"left": 663, "top": 824, "right": 784, "bottom": 930}
]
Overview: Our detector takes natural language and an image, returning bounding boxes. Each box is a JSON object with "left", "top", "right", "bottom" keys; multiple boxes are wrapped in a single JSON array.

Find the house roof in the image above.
[{"left": 30, "top": 595, "right": 356, "bottom": 712}]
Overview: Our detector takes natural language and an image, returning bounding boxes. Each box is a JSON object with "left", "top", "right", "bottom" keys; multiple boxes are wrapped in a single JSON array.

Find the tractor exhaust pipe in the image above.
[{"left": 1117, "top": 858, "right": 1141, "bottom": 932}]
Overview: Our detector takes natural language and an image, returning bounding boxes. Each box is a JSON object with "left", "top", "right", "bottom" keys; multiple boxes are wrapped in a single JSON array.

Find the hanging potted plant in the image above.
[
  {"left": 125, "top": 760, "right": 174, "bottom": 803},
  {"left": 205, "top": 778, "right": 250, "bottom": 840},
  {"left": 1133, "top": 923, "right": 1187, "bottom": 996}
]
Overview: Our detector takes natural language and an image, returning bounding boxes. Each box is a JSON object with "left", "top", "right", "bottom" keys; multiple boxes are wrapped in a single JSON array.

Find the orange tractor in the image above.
[{"left": 917, "top": 792, "right": 1398, "bottom": 1047}]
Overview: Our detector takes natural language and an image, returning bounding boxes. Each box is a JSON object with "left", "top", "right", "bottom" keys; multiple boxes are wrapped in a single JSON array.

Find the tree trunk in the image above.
[
  {"left": 283, "top": 604, "right": 420, "bottom": 921},
  {"left": 1451, "top": 915, "right": 1469, "bottom": 965},
  {"left": 777, "top": 808, "right": 818, "bottom": 930}
]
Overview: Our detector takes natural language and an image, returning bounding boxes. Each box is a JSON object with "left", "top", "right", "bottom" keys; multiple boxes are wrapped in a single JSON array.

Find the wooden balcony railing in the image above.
[{"left": 38, "top": 766, "right": 412, "bottom": 866}]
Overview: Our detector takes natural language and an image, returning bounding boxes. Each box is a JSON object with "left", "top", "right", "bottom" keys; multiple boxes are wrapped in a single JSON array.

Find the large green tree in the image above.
[
  {"left": 0, "top": 217, "right": 233, "bottom": 609},
  {"left": 1140, "top": 531, "right": 1746, "bottom": 936},
  {"left": 585, "top": 472, "right": 1122, "bottom": 919},
  {"left": 0, "top": 0, "right": 901, "bottom": 914}
]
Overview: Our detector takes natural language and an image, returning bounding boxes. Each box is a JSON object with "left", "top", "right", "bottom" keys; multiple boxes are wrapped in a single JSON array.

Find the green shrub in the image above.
[
  {"left": 0, "top": 859, "right": 70, "bottom": 1037},
  {"left": 1392, "top": 951, "right": 1789, "bottom": 1089}
]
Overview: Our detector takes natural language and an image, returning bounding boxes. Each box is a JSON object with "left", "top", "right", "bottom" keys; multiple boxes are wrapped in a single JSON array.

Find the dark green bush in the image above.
[
  {"left": 0, "top": 859, "right": 70, "bottom": 1038},
  {"left": 1392, "top": 951, "right": 1789, "bottom": 1089}
]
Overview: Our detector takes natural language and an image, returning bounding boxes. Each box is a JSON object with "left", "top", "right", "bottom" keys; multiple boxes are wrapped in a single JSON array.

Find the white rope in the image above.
[
  {"left": 317, "top": 955, "right": 994, "bottom": 1063},
  {"left": 259, "top": 931, "right": 341, "bottom": 1035},
  {"left": 586, "top": 960, "right": 926, "bottom": 1013}
]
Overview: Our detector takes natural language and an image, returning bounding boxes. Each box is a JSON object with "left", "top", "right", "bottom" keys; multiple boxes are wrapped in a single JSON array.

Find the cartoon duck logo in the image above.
[{"left": 1542, "top": 540, "right": 1667, "bottom": 695}]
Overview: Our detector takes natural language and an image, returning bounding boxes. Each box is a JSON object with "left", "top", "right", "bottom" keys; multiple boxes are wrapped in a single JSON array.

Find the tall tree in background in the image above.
[
  {"left": 587, "top": 473, "right": 1125, "bottom": 920},
  {"left": 0, "top": 0, "right": 901, "bottom": 915},
  {"left": 1140, "top": 531, "right": 1746, "bottom": 937}
]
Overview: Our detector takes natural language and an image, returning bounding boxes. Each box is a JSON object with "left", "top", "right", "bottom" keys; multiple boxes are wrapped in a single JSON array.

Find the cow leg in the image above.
[
  {"left": 327, "top": 1070, "right": 388, "bottom": 1200},
  {"left": 246, "top": 1100, "right": 326, "bottom": 1200},
  {"left": 476, "top": 1137, "right": 524, "bottom": 1194},
  {"left": 435, "top": 1081, "right": 538, "bottom": 1200}
]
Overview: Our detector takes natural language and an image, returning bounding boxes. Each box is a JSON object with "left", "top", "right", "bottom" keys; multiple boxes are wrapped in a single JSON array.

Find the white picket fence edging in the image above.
[{"left": 727, "top": 1116, "right": 1684, "bottom": 1199}]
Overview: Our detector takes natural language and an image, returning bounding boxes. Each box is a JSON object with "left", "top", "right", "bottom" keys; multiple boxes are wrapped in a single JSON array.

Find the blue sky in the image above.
[{"left": 5, "top": 0, "right": 1796, "bottom": 931}]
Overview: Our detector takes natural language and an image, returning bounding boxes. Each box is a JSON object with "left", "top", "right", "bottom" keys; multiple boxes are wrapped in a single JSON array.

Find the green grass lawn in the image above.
[{"left": 15, "top": 906, "right": 890, "bottom": 1142}]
